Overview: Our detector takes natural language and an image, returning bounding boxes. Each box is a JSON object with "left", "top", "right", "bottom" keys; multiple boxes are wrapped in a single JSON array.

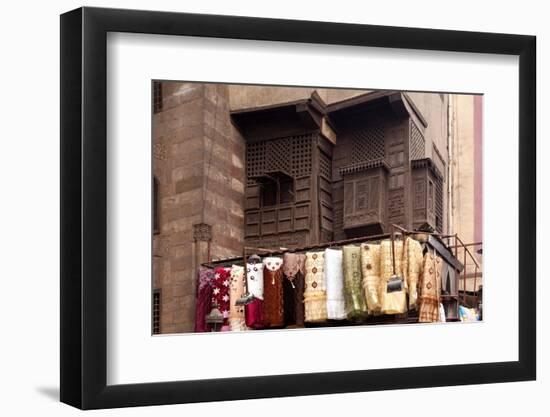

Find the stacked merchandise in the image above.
[{"left": 195, "top": 236, "right": 455, "bottom": 332}]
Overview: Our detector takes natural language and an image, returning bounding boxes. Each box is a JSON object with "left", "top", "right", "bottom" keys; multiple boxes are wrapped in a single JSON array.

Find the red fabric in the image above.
[
  {"left": 212, "top": 267, "right": 231, "bottom": 327},
  {"left": 245, "top": 298, "right": 264, "bottom": 329},
  {"left": 194, "top": 267, "right": 214, "bottom": 332}
]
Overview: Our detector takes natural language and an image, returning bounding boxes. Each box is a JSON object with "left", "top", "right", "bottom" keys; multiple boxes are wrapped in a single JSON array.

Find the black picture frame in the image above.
[{"left": 60, "top": 6, "right": 536, "bottom": 410}]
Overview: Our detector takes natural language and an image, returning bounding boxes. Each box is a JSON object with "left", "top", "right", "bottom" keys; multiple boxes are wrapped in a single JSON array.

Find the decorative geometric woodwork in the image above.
[
  {"left": 234, "top": 91, "right": 447, "bottom": 248},
  {"left": 410, "top": 120, "right": 425, "bottom": 160},
  {"left": 350, "top": 123, "right": 385, "bottom": 164},
  {"left": 411, "top": 158, "right": 444, "bottom": 232}
]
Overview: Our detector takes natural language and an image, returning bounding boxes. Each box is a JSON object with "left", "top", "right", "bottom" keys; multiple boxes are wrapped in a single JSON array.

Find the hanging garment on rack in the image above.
[
  {"left": 360, "top": 243, "right": 382, "bottom": 315},
  {"left": 245, "top": 258, "right": 264, "bottom": 329},
  {"left": 194, "top": 266, "right": 215, "bottom": 332},
  {"left": 402, "top": 237, "right": 424, "bottom": 310},
  {"left": 439, "top": 303, "right": 446, "bottom": 323},
  {"left": 380, "top": 240, "right": 407, "bottom": 315},
  {"left": 283, "top": 253, "right": 306, "bottom": 327},
  {"left": 304, "top": 251, "right": 328, "bottom": 323},
  {"left": 262, "top": 257, "right": 284, "bottom": 328},
  {"left": 324, "top": 248, "right": 346, "bottom": 320},
  {"left": 212, "top": 266, "right": 232, "bottom": 331},
  {"left": 343, "top": 245, "right": 368, "bottom": 321},
  {"left": 229, "top": 265, "right": 247, "bottom": 331},
  {"left": 418, "top": 251, "right": 443, "bottom": 323}
]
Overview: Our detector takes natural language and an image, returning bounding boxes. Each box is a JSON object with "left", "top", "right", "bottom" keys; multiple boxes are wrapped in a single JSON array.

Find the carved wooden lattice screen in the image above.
[
  {"left": 244, "top": 134, "right": 315, "bottom": 247},
  {"left": 350, "top": 123, "right": 385, "bottom": 164},
  {"left": 435, "top": 176, "right": 444, "bottom": 233},
  {"left": 410, "top": 120, "right": 425, "bottom": 160}
]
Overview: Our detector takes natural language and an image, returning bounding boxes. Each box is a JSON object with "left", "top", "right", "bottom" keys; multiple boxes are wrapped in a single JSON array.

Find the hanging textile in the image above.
[
  {"left": 402, "top": 237, "right": 424, "bottom": 310},
  {"left": 229, "top": 265, "right": 247, "bottom": 331},
  {"left": 212, "top": 266, "right": 231, "bottom": 331},
  {"left": 360, "top": 243, "right": 382, "bottom": 315},
  {"left": 304, "top": 251, "right": 328, "bottom": 323},
  {"left": 324, "top": 248, "right": 346, "bottom": 320},
  {"left": 418, "top": 251, "right": 443, "bottom": 323},
  {"left": 439, "top": 303, "right": 446, "bottom": 323},
  {"left": 283, "top": 253, "right": 306, "bottom": 327},
  {"left": 194, "top": 266, "right": 215, "bottom": 332},
  {"left": 262, "top": 257, "right": 284, "bottom": 328},
  {"left": 380, "top": 240, "right": 407, "bottom": 315},
  {"left": 245, "top": 257, "right": 264, "bottom": 329},
  {"left": 342, "top": 245, "right": 368, "bottom": 321},
  {"left": 458, "top": 305, "right": 478, "bottom": 322}
]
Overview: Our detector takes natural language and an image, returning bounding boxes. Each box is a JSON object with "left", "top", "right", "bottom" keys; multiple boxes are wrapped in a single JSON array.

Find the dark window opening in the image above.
[
  {"left": 261, "top": 180, "right": 278, "bottom": 207},
  {"left": 153, "top": 177, "right": 160, "bottom": 234},
  {"left": 279, "top": 177, "right": 295, "bottom": 204},
  {"left": 260, "top": 176, "right": 294, "bottom": 207},
  {"left": 153, "top": 290, "right": 161, "bottom": 335},
  {"left": 153, "top": 81, "right": 163, "bottom": 114}
]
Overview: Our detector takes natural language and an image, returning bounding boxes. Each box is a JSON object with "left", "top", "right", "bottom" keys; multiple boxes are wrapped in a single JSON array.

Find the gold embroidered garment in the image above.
[
  {"left": 418, "top": 251, "right": 443, "bottom": 323},
  {"left": 380, "top": 240, "right": 407, "bottom": 315},
  {"left": 342, "top": 245, "right": 368, "bottom": 320},
  {"left": 402, "top": 237, "right": 424, "bottom": 310},
  {"left": 360, "top": 243, "right": 381, "bottom": 315},
  {"left": 304, "top": 251, "right": 328, "bottom": 323}
]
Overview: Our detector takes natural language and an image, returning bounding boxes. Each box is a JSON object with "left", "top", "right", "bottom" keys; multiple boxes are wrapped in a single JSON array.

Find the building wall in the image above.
[
  {"left": 228, "top": 85, "right": 365, "bottom": 110},
  {"left": 407, "top": 92, "right": 449, "bottom": 233},
  {"left": 449, "top": 94, "right": 483, "bottom": 290},
  {"left": 153, "top": 82, "right": 245, "bottom": 333}
]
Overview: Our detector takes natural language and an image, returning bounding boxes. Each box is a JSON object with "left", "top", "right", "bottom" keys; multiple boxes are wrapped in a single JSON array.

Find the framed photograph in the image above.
[{"left": 60, "top": 6, "right": 536, "bottom": 410}]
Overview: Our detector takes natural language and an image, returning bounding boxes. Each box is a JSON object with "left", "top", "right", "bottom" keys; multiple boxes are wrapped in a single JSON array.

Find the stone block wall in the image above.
[{"left": 153, "top": 82, "right": 245, "bottom": 334}]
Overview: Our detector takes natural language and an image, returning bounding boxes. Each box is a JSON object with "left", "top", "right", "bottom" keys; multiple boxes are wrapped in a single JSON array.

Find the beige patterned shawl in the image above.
[
  {"left": 229, "top": 265, "right": 247, "bottom": 331},
  {"left": 402, "top": 237, "right": 424, "bottom": 310},
  {"left": 304, "top": 251, "right": 328, "bottom": 323},
  {"left": 360, "top": 243, "right": 382, "bottom": 315},
  {"left": 380, "top": 239, "right": 407, "bottom": 315},
  {"left": 418, "top": 251, "right": 443, "bottom": 323}
]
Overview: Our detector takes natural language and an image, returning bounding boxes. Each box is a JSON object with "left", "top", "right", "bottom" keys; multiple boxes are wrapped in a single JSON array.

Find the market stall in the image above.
[{"left": 195, "top": 225, "right": 481, "bottom": 332}]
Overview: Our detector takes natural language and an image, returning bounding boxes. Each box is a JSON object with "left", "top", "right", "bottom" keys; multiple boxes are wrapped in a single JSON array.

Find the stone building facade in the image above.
[
  {"left": 449, "top": 94, "right": 483, "bottom": 292},
  {"left": 152, "top": 82, "right": 480, "bottom": 334}
]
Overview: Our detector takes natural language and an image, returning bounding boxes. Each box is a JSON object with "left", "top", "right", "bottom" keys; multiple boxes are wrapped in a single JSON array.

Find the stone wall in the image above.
[
  {"left": 449, "top": 94, "right": 483, "bottom": 290},
  {"left": 153, "top": 82, "right": 245, "bottom": 333}
]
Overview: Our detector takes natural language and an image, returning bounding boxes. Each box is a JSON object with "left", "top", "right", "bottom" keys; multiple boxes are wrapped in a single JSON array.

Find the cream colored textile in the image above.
[
  {"left": 246, "top": 260, "right": 264, "bottom": 300},
  {"left": 324, "top": 248, "right": 346, "bottom": 320},
  {"left": 402, "top": 237, "right": 424, "bottom": 310},
  {"left": 304, "top": 251, "right": 328, "bottom": 322},
  {"left": 418, "top": 251, "right": 443, "bottom": 323},
  {"left": 380, "top": 240, "right": 407, "bottom": 315},
  {"left": 229, "top": 265, "right": 247, "bottom": 331},
  {"left": 360, "top": 243, "right": 382, "bottom": 315}
]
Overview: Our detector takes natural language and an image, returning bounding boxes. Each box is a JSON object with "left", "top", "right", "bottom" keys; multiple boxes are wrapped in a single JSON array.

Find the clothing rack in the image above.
[
  {"left": 199, "top": 225, "right": 478, "bottom": 324},
  {"left": 202, "top": 224, "right": 470, "bottom": 269},
  {"left": 202, "top": 232, "right": 393, "bottom": 268}
]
